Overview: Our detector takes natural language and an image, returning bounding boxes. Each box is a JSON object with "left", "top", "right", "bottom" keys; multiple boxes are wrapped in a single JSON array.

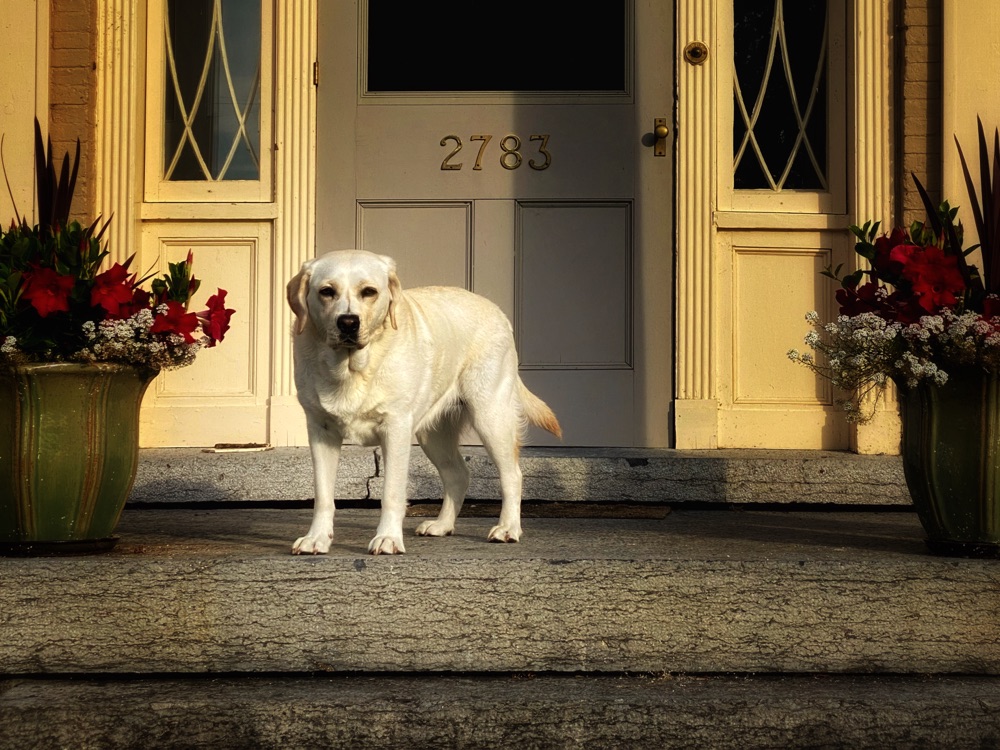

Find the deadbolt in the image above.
[
  {"left": 684, "top": 41, "right": 709, "bottom": 65},
  {"left": 654, "top": 118, "right": 669, "bottom": 157}
]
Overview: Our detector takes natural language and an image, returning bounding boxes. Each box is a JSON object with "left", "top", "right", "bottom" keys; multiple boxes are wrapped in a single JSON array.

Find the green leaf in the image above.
[
  {"left": 854, "top": 241, "right": 876, "bottom": 262},
  {"left": 843, "top": 269, "right": 865, "bottom": 289}
]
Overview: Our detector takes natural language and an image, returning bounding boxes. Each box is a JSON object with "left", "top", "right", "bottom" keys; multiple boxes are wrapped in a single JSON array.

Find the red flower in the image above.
[
  {"left": 985, "top": 296, "right": 1000, "bottom": 319},
  {"left": 887, "top": 242, "right": 923, "bottom": 273},
  {"left": 899, "top": 245, "right": 965, "bottom": 313},
  {"left": 871, "top": 227, "right": 910, "bottom": 279},
  {"left": 151, "top": 301, "right": 199, "bottom": 343},
  {"left": 198, "top": 289, "right": 235, "bottom": 347},
  {"left": 21, "top": 266, "right": 75, "bottom": 317},
  {"left": 836, "top": 281, "right": 883, "bottom": 316},
  {"left": 120, "top": 288, "right": 152, "bottom": 319},
  {"left": 90, "top": 263, "right": 136, "bottom": 318}
]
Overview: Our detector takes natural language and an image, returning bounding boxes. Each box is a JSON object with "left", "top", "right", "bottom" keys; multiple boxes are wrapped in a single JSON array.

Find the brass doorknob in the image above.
[{"left": 653, "top": 118, "right": 669, "bottom": 157}]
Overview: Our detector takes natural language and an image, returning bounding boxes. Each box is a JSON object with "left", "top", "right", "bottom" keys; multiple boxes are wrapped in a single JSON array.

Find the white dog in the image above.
[{"left": 286, "top": 249, "right": 562, "bottom": 555}]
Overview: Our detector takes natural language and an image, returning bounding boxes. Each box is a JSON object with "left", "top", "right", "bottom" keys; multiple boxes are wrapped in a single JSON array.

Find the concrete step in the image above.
[
  {"left": 4, "top": 673, "right": 1000, "bottom": 749},
  {"left": 129, "top": 446, "right": 910, "bottom": 505},
  {"left": 3, "top": 507, "right": 996, "bottom": 675}
]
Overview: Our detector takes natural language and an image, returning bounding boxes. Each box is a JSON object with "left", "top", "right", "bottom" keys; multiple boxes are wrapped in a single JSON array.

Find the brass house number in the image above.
[{"left": 440, "top": 134, "right": 552, "bottom": 171}]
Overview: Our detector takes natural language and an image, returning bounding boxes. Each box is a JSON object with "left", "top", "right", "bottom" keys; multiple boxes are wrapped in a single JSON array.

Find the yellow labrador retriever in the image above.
[{"left": 286, "top": 249, "right": 561, "bottom": 555}]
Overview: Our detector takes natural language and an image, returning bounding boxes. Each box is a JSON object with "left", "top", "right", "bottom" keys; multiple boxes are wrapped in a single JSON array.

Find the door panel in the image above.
[
  {"left": 516, "top": 203, "right": 632, "bottom": 370},
  {"left": 358, "top": 202, "right": 472, "bottom": 289},
  {"left": 138, "top": 221, "right": 271, "bottom": 447},
  {"left": 318, "top": 1, "right": 673, "bottom": 447}
]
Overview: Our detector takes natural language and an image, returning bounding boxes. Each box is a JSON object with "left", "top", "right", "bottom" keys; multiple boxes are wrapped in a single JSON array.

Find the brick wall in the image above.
[
  {"left": 897, "top": 0, "right": 943, "bottom": 226},
  {"left": 48, "top": 0, "right": 97, "bottom": 220}
]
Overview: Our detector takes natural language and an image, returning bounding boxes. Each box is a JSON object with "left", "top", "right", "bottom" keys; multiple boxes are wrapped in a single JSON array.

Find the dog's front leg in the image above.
[
  {"left": 293, "top": 418, "right": 343, "bottom": 554},
  {"left": 368, "top": 421, "right": 412, "bottom": 555}
]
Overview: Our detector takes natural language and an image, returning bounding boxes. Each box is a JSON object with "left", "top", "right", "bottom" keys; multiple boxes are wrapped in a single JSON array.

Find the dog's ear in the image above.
[
  {"left": 381, "top": 255, "right": 402, "bottom": 331},
  {"left": 286, "top": 267, "right": 312, "bottom": 335},
  {"left": 387, "top": 269, "right": 402, "bottom": 330}
]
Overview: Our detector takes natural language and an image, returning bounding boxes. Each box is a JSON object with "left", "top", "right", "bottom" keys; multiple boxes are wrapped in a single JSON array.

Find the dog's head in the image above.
[{"left": 286, "top": 250, "right": 401, "bottom": 350}]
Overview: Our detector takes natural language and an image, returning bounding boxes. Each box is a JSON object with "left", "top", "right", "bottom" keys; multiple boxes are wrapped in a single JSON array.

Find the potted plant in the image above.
[
  {"left": 0, "top": 121, "right": 234, "bottom": 554},
  {"left": 790, "top": 118, "right": 1000, "bottom": 558}
]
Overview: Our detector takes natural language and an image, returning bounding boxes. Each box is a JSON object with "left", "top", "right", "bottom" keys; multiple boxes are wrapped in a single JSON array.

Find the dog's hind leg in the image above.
[
  {"left": 415, "top": 411, "right": 470, "bottom": 538},
  {"left": 470, "top": 404, "right": 524, "bottom": 543}
]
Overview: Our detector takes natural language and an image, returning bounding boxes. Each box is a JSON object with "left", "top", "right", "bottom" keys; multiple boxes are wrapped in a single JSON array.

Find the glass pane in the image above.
[
  {"left": 733, "top": 0, "right": 828, "bottom": 191},
  {"left": 163, "top": 0, "right": 262, "bottom": 181},
  {"left": 366, "top": 1, "right": 627, "bottom": 93}
]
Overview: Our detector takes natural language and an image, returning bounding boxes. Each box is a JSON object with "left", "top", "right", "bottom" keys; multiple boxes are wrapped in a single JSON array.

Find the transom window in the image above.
[{"left": 365, "top": 0, "right": 628, "bottom": 93}]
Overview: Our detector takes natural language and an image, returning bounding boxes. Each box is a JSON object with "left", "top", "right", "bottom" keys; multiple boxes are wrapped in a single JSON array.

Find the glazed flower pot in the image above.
[
  {"left": 898, "top": 366, "right": 1000, "bottom": 558},
  {"left": 0, "top": 362, "right": 155, "bottom": 554}
]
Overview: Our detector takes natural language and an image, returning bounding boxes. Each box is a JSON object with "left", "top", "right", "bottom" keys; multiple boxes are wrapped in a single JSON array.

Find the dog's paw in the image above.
[
  {"left": 292, "top": 532, "right": 333, "bottom": 555},
  {"left": 368, "top": 534, "right": 406, "bottom": 555},
  {"left": 487, "top": 524, "right": 522, "bottom": 543},
  {"left": 415, "top": 519, "right": 454, "bottom": 537}
]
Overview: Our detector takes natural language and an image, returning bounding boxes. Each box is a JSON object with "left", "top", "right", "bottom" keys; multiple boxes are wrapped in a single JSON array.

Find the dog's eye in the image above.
[
  {"left": 360, "top": 286, "right": 379, "bottom": 299},
  {"left": 318, "top": 287, "right": 337, "bottom": 299}
]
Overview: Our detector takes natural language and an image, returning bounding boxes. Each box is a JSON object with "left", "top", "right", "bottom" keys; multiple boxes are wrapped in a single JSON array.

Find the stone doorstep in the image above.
[
  {"left": 3, "top": 508, "right": 997, "bottom": 676},
  {"left": 3, "top": 674, "right": 1000, "bottom": 750},
  {"left": 130, "top": 446, "right": 910, "bottom": 506}
]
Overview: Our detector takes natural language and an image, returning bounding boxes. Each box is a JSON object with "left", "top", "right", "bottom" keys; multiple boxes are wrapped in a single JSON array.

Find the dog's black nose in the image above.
[{"left": 337, "top": 314, "right": 361, "bottom": 335}]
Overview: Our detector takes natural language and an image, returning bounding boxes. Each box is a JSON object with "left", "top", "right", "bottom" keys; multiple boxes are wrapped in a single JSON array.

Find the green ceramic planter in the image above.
[
  {"left": 899, "top": 366, "right": 1000, "bottom": 558},
  {"left": 0, "top": 362, "right": 155, "bottom": 554}
]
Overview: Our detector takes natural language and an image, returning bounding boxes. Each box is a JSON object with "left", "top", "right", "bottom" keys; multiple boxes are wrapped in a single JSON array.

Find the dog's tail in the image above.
[{"left": 518, "top": 381, "right": 563, "bottom": 439}]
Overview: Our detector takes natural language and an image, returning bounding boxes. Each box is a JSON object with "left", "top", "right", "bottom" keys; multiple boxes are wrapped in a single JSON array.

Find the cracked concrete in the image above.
[
  {"left": 129, "top": 446, "right": 911, "bottom": 506},
  {"left": 2, "top": 508, "right": 996, "bottom": 675},
  {"left": 6, "top": 674, "right": 1000, "bottom": 749}
]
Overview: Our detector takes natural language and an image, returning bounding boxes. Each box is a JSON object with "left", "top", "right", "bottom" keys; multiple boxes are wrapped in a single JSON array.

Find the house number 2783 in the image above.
[{"left": 440, "top": 134, "right": 552, "bottom": 171}]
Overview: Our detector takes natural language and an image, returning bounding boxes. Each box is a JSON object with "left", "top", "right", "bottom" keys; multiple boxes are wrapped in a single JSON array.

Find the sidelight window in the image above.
[
  {"left": 145, "top": 0, "right": 272, "bottom": 202},
  {"left": 732, "top": 0, "right": 830, "bottom": 192}
]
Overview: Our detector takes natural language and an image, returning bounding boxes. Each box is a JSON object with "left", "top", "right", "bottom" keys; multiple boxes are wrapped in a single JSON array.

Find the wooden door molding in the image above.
[
  {"left": 95, "top": 0, "right": 318, "bottom": 446},
  {"left": 675, "top": 0, "right": 720, "bottom": 448},
  {"left": 675, "top": 0, "right": 894, "bottom": 451}
]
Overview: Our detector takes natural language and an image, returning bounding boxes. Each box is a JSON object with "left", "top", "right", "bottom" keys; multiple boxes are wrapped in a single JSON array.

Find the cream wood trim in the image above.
[
  {"left": 95, "top": 0, "right": 143, "bottom": 266},
  {"left": 714, "top": 211, "right": 853, "bottom": 231},
  {"left": 268, "top": 0, "right": 318, "bottom": 447},
  {"left": 849, "top": 0, "right": 898, "bottom": 454},
  {"left": 675, "top": 0, "right": 719, "bottom": 449},
  {"left": 139, "top": 202, "right": 280, "bottom": 221}
]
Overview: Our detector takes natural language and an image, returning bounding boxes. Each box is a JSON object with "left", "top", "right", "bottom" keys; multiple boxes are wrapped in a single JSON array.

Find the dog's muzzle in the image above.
[{"left": 335, "top": 314, "right": 362, "bottom": 347}]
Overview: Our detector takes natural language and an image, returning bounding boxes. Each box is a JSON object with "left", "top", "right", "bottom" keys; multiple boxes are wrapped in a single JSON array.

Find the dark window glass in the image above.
[
  {"left": 733, "top": 0, "right": 828, "bottom": 190},
  {"left": 163, "top": 0, "right": 261, "bottom": 181},
  {"left": 367, "top": 2, "right": 627, "bottom": 93}
]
